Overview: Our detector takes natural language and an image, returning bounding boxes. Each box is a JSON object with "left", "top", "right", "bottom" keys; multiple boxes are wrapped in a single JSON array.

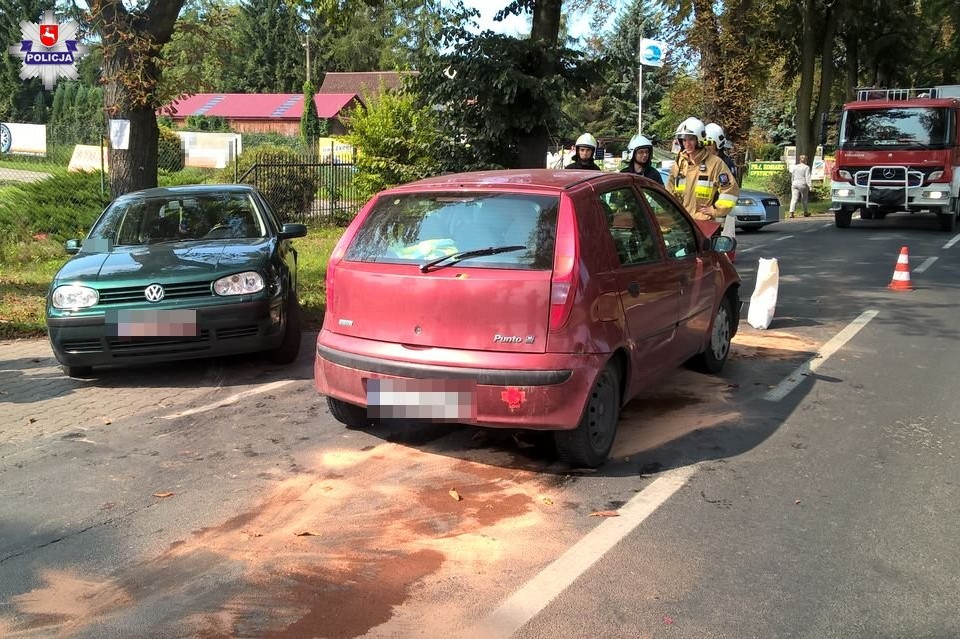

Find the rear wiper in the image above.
[{"left": 420, "top": 245, "right": 526, "bottom": 272}]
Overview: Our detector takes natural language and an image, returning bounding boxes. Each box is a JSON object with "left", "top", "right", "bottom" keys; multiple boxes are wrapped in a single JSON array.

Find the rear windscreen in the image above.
[{"left": 345, "top": 192, "right": 560, "bottom": 270}]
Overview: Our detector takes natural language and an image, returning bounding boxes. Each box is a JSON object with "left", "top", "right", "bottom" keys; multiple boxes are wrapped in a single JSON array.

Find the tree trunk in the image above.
[
  {"left": 794, "top": 0, "right": 818, "bottom": 160},
  {"left": 811, "top": 8, "right": 837, "bottom": 154},
  {"left": 92, "top": 0, "right": 185, "bottom": 196},
  {"left": 844, "top": 33, "right": 858, "bottom": 101},
  {"left": 515, "top": 0, "right": 562, "bottom": 169}
]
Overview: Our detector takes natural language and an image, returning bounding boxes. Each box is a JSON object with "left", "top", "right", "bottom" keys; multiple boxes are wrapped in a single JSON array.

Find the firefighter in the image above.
[
  {"left": 705, "top": 122, "right": 738, "bottom": 180},
  {"left": 667, "top": 117, "right": 739, "bottom": 221},
  {"left": 565, "top": 133, "right": 601, "bottom": 170},
  {"left": 620, "top": 133, "right": 663, "bottom": 185}
]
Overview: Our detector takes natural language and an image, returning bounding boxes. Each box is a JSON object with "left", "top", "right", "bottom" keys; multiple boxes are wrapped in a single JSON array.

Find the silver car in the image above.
[{"left": 658, "top": 167, "right": 781, "bottom": 231}]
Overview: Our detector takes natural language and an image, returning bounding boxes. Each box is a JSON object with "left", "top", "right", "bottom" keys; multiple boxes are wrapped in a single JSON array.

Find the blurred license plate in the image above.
[
  {"left": 366, "top": 378, "right": 477, "bottom": 422},
  {"left": 109, "top": 309, "right": 198, "bottom": 337}
]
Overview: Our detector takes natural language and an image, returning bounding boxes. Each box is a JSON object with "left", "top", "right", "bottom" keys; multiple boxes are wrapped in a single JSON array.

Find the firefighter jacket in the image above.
[{"left": 666, "top": 149, "right": 739, "bottom": 220}]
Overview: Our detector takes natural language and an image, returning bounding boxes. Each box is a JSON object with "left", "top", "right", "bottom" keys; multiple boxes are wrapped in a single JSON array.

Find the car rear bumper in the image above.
[
  {"left": 47, "top": 298, "right": 285, "bottom": 368},
  {"left": 314, "top": 330, "right": 605, "bottom": 430}
]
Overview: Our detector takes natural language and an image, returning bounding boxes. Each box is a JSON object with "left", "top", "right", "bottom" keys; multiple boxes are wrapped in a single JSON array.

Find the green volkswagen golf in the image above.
[{"left": 46, "top": 184, "right": 307, "bottom": 377}]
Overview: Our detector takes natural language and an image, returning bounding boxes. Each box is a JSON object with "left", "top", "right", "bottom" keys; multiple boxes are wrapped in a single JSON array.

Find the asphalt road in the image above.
[{"left": 1, "top": 212, "right": 958, "bottom": 638}]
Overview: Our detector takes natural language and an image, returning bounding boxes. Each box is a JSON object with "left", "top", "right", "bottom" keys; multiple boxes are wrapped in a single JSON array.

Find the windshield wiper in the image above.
[{"left": 420, "top": 245, "right": 526, "bottom": 272}]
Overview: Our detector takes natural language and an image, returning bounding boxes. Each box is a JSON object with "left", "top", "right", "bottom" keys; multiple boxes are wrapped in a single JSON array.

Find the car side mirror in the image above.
[
  {"left": 278, "top": 223, "right": 308, "bottom": 240},
  {"left": 711, "top": 235, "right": 737, "bottom": 253},
  {"left": 64, "top": 239, "right": 81, "bottom": 255}
]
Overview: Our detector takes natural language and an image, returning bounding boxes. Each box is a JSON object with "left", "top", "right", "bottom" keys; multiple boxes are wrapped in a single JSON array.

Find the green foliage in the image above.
[
  {"left": 159, "top": 166, "right": 217, "bottom": 186},
  {"left": 31, "top": 92, "right": 47, "bottom": 123},
  {"left": 345, "top": 88, "right": 442, "bottom": 200},
  {"left": 159, "top": 0, "right": 243, "bottom": 100},
  {"left": 48, "top": 81, "right": 103, "bottom": 145},
  {"left": 300, "top": 81, "right": 324, "bottom": 140},
  {"left": 763, "top": 167, "right": 792, "bottom": 199},
  {"left": 412, "top": 12, "right": 595, "bottom": 169},
  {"left": 648, "top": 75, "right": 707, "bottom": 144},
  {"left": 754, "top": 143, "right": 782, "bottom": 160},
  {"left": 569, "top": 0, "right": 667, "bottom": 142},
  {"left": 0, "top": 0, "right": 50, "bottom": 122},
  {"left": 242, "top": 132, "right": 310, "bottom": 151},
  {"left": 0, "top": 171, "right": 109, "bottom": 246},
  {"left": 158, "top": 126, "right": 186, "bottom": 172},
  {"left": 227, "top": 0, "right": 304, "bottom": 92},
  {"left": 225, "top": 145, "right": 316, "bottom": 222},
  {"left": 184, "top": 115, "right": 230, "bottom": 131},
  {"left": 157, "top": 116, "right": 175, "bottom": 128}
]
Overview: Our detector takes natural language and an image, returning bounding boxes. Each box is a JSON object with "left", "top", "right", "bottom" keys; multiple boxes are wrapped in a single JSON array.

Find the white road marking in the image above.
[
  {"left": 775, "top": 235, "right": 794, "bottom": 241},
  {"left": 822, "top": 223, "right": 832, "bottom": 228},
  {"left": 464, "top": 465, "right": 698, "bottom": 639},
  {"left": 944, "top": 234, "right": 960, "bottom": 250},
  {"left": 739, "top": 246, "right": 758, "bottom": 253},
  {"left": 764, "top": 309, "right": 879, "bottom": 402},
  {"left": 159, "top": 380, "right": 294, "bottom": 419},
  {"left": 915, "top": 256, "right": 938, "bottom": 273}
]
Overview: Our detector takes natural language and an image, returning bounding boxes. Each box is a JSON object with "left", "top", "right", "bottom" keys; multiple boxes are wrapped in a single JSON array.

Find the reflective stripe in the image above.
[
  {"left": 675, "top": 184, "right": 686, "bottom": 192},
  {"left": 694, "top": 186, "right": 713, "bottom": 197},
  {"left": 717, "top": 193, "right": 738, "bottom": 204}
]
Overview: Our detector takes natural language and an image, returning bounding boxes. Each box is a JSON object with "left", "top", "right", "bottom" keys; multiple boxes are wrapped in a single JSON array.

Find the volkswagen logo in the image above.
[
  {"left": 882, "top": 168, "right": 896, "bottom": 179},
  {"left": 144, "top": 284, "right": 165, "bottom": 302}
]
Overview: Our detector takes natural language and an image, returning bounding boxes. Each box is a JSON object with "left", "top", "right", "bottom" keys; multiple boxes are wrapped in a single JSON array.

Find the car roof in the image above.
[
  {"left": 113, "top": 183, "right": 258, "bottom": 200},
  {"left": 386, "top": 169, "right": 616, "bottom": 194}
]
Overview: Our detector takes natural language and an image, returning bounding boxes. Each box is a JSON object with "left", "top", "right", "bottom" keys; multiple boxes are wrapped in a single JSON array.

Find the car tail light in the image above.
[
  {"left": 549, "top": 196, "right": 580, "bottom": 331},
  {"left": 325, "top": 198, "right": 375, "bottom": 312}
]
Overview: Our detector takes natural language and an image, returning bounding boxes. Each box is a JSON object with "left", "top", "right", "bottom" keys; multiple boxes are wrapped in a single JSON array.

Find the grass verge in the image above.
[{"left": 0, "top": 225, "right": 345, "bottom": 341}]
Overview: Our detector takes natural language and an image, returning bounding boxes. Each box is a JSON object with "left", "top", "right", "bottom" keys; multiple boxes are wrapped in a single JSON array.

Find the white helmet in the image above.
[
  {"left": 675, "top": 117, "right": 706, "bottom": 145},
  {"left": 575, "top": 133, "right": 598, "bottom": 150},
  {"left": 705, "top": 122, "right": 727, "bottom": 147},
  {"left": 628, "top": 134, "right": 653, "bottom": 154}
]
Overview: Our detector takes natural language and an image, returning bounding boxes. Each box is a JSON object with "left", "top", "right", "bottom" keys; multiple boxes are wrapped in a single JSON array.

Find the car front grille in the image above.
[
  {"left": 97, "top": 281, "right": 213, "bottom": 305},
  {"left": 218, "top": 325, "right": 260, "bottom": 340},
  {"left": 107, "top": 330, "right": 212, "bottom": 357}
]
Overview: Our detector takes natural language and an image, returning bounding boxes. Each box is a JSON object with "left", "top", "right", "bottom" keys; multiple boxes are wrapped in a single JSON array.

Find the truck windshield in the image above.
[{"left": 839, "top": 107, "right": 953, "bottom": 150}]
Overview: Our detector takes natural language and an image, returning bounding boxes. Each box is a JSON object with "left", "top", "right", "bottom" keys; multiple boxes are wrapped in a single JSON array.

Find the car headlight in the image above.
[
  {"left": 51, "top": 285, "right": 99, "bottom": 310},
  {"left": 737, "top": 198, "right": 756, "bottom": 206},
  {"left": 928, "top": 171, "right": 943, "bottom": 180},
  {"left": 838, "top": 170, "right": 852, "bottom": 180},
  {"left": 214, "top": 271, "right": 265, "bottom": 296}
]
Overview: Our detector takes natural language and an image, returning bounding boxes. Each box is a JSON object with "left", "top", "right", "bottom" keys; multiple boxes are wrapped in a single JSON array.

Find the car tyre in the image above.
[
  {"left": 63, "top": 364, "right": 93, "bottom": 378},
  {"left": 835, "top": 208, "right": 852, "bottom": 228},
  {"left": 554, "top": 362, "right": 621, "bottom": 469},
  {"left": 268, "top": 292, "right": 302, "bottom": 364},
  {"left": 327, "top": 396, "right": 371, "bottom": 429},
  {"left": 689, "top": 295, "right": 733, "bottom": 374}
]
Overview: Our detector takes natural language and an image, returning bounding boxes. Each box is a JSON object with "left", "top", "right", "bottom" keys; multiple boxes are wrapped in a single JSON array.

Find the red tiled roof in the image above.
[
  {"left": 318, "top": 71, "right": 415, "bottom": 100},
  {"left": 162, "top": 93, "right": 362, "bottom": 120}
]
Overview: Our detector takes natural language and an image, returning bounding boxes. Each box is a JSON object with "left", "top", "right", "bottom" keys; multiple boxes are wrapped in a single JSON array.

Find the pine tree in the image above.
[
  {"left": 300, "top": 80, "right": 323, "bottom": 141},
  {"left": 31, "top": 92, "right": 47, "bottom": 123}
]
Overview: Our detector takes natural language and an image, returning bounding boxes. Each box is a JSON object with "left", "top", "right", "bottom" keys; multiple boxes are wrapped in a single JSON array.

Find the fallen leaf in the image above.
[
  {"left": 104, "top": 419, "right": 112, "bottom": 425},
  {"left": 542, "top": 497, "right": 554, "bottom": 506},
  {"left": 28, "top": 417, "right": 37, "bottom": 424},
  {"left": 152, "top": 492, "right": 175, "bottom": 498},
  {"left": 663, "top": 615, "right": 675, "bottom": 625},
  {"left": 589, "top": 510, "right": 620, "bottom": 518},
  {"left": 295, "top": 530, "right": 321, "bottom": 537},
  {"left": 449, "top": 488, "right": 462, "bottom": 501},
  {"left": 794, "top": 499, "right": 801, "bottom": 505}
]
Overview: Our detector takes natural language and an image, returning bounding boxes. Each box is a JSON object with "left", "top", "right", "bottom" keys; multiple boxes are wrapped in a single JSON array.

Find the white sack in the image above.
[{"left": 747, "top": 257, "right": 779, "bottom": 330}]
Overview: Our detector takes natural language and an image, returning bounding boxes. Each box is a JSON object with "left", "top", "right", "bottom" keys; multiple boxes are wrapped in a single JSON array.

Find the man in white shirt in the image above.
[{"left": 789, "top": 154, "right": 812, "bottom": 217}]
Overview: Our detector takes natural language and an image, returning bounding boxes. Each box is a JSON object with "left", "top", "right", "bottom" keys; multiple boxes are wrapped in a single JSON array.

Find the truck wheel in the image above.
[
  {"left": 860, "top": 209, "right": 874, "bottom": 220},
  {"left": 835, "top": 208, "right": 852, "bottom": 228}
]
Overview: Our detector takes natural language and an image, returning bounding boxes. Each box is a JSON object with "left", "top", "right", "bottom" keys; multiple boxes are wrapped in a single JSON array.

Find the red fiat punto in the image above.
[{"left": 315, "top": 169, "right": 740, "bottom": 467}]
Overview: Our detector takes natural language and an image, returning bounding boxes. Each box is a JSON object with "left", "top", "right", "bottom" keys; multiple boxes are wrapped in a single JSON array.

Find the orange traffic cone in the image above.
[{"left": 888, "top": 246, "right": 913, "bottom": 291}]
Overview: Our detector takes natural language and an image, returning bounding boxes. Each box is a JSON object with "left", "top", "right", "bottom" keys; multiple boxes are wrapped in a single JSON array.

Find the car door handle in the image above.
[{"left": 627, "top": 281, "right": 641, "bottom": 297}]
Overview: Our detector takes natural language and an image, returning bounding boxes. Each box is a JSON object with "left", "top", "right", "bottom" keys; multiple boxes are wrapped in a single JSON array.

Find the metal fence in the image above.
[{"left": 237, "top": 149, "right": 360, "bottom": 225}]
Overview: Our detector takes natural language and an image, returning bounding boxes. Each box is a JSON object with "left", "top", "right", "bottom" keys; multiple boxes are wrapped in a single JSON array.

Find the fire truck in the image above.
[{"left": 827, "top": 85, "right": 960, "bottom": 232}]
